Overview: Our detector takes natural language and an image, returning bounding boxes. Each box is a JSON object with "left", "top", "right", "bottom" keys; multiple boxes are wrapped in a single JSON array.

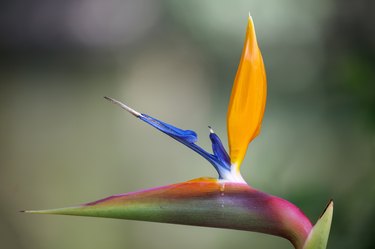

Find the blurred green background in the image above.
[{"left": 1, "top": 0, "right": 374, "bottom": 249}]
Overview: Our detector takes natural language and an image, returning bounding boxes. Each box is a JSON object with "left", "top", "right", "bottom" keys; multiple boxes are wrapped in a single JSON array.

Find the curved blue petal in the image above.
[
  {"left": 209, "top": 127, "right": 231, "bottom": 167},
  {"left": 140, "top": 114, "right": 197, "bottom": 143}
]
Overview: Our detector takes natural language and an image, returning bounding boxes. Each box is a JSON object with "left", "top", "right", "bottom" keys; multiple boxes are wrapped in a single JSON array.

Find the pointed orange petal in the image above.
[{"left": 227, "top": 15, "right": 267, "bottom": 169}]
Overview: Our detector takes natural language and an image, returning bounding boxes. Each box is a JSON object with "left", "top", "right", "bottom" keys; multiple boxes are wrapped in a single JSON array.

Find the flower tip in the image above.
[
  {"left": 248, "top": 12, "right": 252, "bottom": 22},
  {"left": 246, "top": 13, "right": 258, "bottom": 44},
  {"left": 104, "top": 96, "right": 141, "bottom": 117}
]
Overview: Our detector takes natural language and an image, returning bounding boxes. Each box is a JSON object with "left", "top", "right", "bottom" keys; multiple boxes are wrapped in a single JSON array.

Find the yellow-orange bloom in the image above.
[{"left": 227, "top": 15, "right": 267, "bottom": 170}]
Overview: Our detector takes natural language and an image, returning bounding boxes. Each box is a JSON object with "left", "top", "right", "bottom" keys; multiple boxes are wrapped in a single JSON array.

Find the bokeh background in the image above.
[{"left": 1, "top": 0, "right": 374, "bottom": 249}]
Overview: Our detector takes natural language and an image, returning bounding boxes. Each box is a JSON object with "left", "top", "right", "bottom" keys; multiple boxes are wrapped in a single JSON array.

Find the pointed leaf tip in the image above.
[{"left": 303, "top": 200, "right": 333, "bottom": 249}]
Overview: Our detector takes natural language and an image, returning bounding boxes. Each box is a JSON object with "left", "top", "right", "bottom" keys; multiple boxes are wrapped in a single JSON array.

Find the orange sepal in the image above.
[{"left": 227, "top": 15, "right": 267, "bottom": 169}]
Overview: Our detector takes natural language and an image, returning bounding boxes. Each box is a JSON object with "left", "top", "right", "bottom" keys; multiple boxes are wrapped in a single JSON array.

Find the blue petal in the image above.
[
  {"left": 140, "top": 114, "right": 197, "bottom": 143},
  {"left": 209, "top": 130, "right": 231, "bottom": 166}
]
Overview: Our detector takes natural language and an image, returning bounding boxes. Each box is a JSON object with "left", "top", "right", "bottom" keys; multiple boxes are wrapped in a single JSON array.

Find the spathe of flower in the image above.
[{"left": 24, "top": 15, "right": 333, "bottom": 249}]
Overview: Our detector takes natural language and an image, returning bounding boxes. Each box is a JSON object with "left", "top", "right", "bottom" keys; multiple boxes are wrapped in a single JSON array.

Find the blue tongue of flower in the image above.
[
  {"left": 104, "top": 96, "right": 232, "bottom": 179},
  {"left": 140, "top": 114, "right": 198, "bottom": 143}
]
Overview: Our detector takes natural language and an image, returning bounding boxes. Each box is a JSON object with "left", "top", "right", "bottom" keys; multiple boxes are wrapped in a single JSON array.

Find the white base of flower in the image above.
[{"left": 220, "top": 166, "right": 247, "bottom": 183}]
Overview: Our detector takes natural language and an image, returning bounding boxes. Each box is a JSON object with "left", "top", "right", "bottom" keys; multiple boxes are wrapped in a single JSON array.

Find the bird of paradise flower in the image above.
[{"left": 24, "top": 15, "right": 333, "bottom": 249}]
